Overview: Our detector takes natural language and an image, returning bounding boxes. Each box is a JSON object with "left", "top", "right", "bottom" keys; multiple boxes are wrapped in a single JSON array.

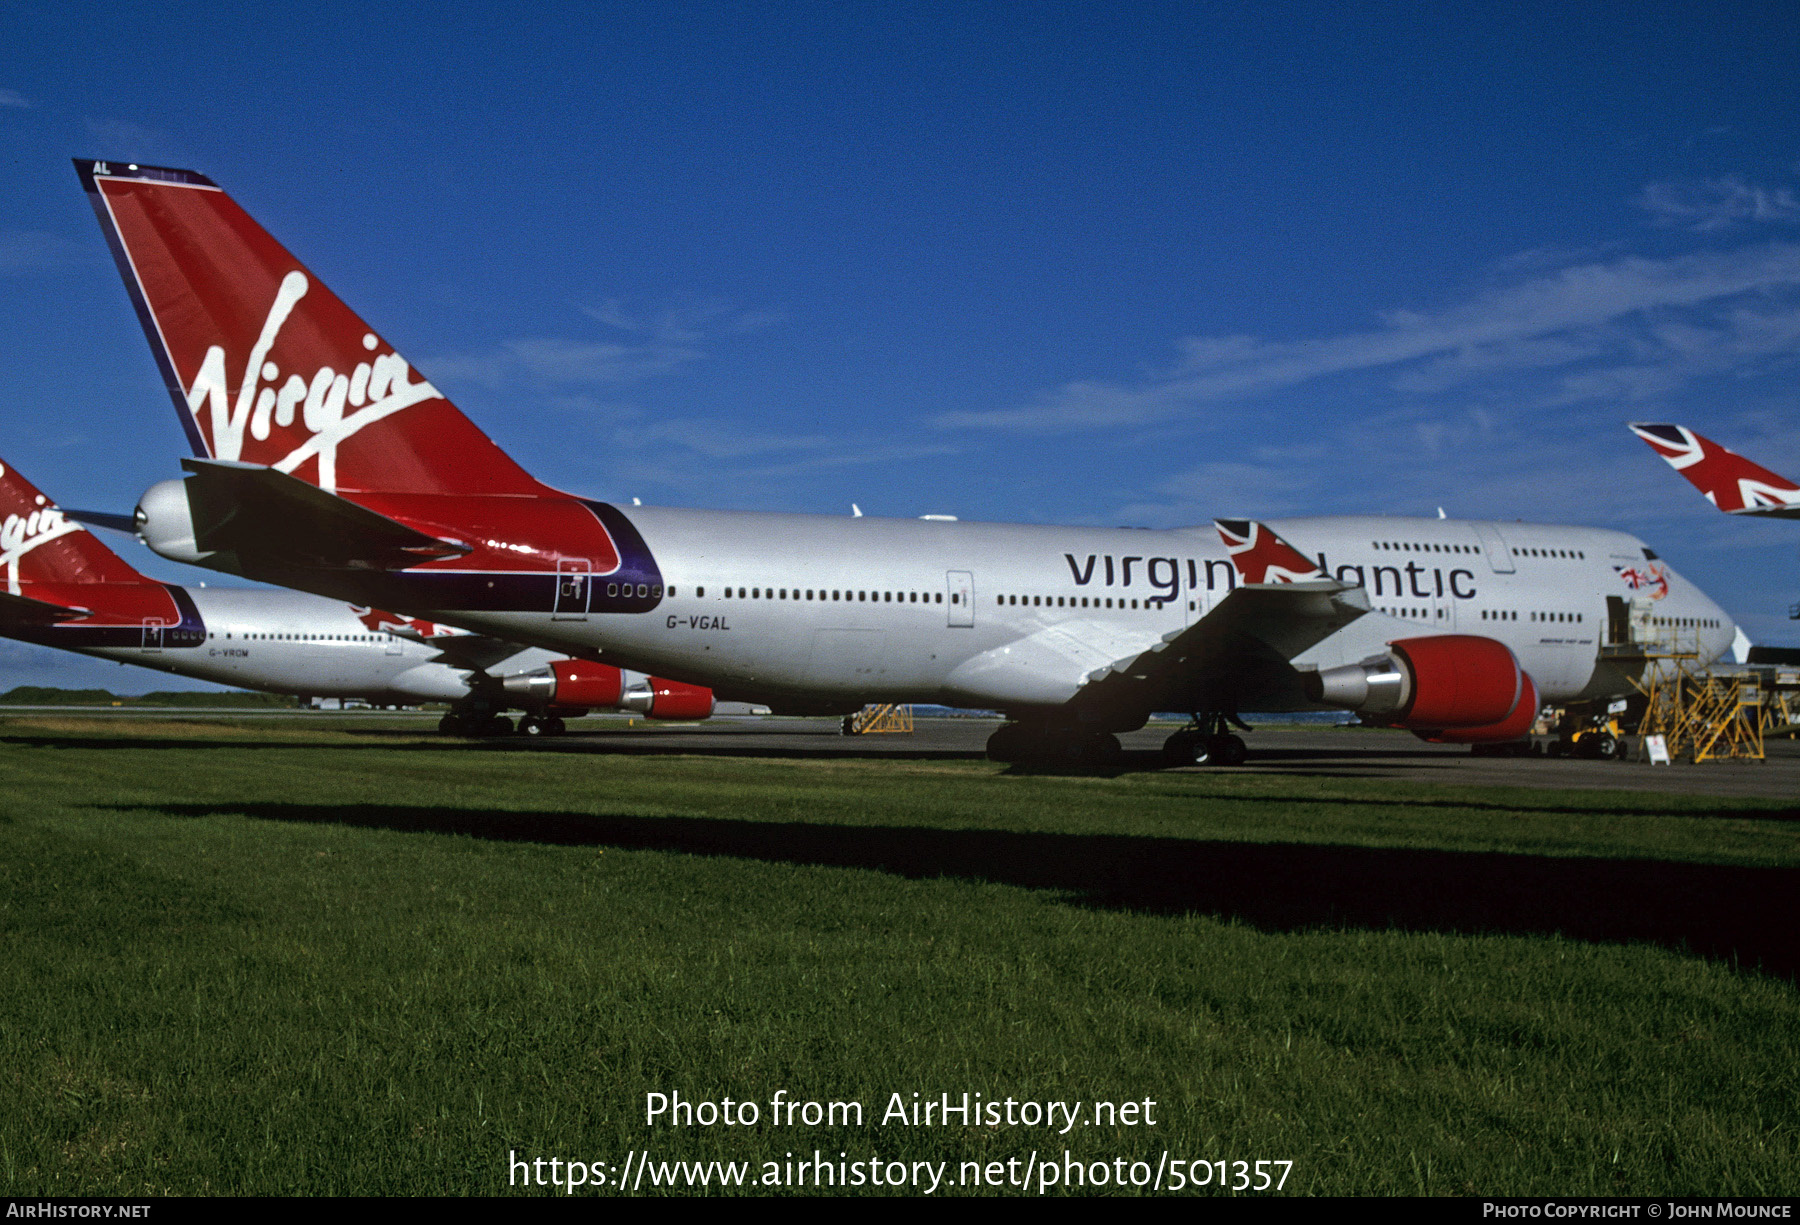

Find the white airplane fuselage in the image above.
[
  {"left": 295, "top": 506, "right": 1730, "bottom": 714},
  {"left": 19, "top": 582, "right": 533, "bottom": 703}
]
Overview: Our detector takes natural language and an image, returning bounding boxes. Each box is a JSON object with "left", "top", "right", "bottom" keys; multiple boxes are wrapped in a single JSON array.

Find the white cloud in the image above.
[
  {"left": 612, "top": 417, "right": 836, "bottom": 460},
  {"left": 1638, "top": 177, "right": 1800, "bottom": 231},
  {"left": 427, "top": 297, "right": 779, "bottom": 392},
  {"left": 0, "top": 230, "right": 88, "bottom": 275},
  {"left": 933, "top": 242, "right": 1800, "bottom": 434},
  {"left": 0, "top": 89, "right": 31, "bottom": 109}
]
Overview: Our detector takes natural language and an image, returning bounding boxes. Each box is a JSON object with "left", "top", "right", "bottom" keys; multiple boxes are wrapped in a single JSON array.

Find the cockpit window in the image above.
[{"left": 1642, "top": 548, "right": 1659, "bottom": 560}]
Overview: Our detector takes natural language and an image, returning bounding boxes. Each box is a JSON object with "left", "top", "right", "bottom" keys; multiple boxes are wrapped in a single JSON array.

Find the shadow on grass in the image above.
[{"left": 121, "top": 800, "right": 1800, "bottom": 980}]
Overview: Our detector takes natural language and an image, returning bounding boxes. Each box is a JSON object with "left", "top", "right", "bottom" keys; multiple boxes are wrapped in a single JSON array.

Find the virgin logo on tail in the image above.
[
  {"left": 1629, "top": 423, "right": 1800, "bottom": 515},
  {"left": 184, "top": 272, "right": 444, "bottom": 493},
  {"left": 0, "top": 500, "right": 82, "bottom": 597},
  {"left": 80, "top": 159, "right": 547, "bottom": 499}
]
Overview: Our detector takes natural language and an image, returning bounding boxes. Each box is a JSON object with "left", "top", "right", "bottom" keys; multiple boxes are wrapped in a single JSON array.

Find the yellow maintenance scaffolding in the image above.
[
  {"left": 1611, "top": 626, "right": 1798, "bottom": 762},
  {"left": 842, "top": 704, "right": 914, "bottom": 735}
]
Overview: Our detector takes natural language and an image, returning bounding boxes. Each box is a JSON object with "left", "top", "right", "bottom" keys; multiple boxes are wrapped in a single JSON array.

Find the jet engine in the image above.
[
  {"left": 502, "top": 660, "right": 714, "bottom": 719},
  {"left": 623, "top": 676, "right": 716, "bottom": 720},
  {"left": 1416, "top": 671, "right": 1541, "bottom": 744},
  {"left": 503, "top": 659, "right": 625, "bottom": 707},
  {"left": 1305, "top": 635, "right": 1537, "bottom": 741},
  {"left": 135, "top": 479, "right": 207, "bottom": 567}
]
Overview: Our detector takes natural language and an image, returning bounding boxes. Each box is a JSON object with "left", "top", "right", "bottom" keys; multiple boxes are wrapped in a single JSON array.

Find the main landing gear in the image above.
[
  {"left": 984, "top": 721, "right": 1123, "bottom": 768},
  {"left": 437, "top": 703, "right": 568, "bottom": 737},
  {"left": 982, "top": 711, "right": 1252, "bottom": 769},
  {"left": 1160, "top": 713, "right": 1249, "bottom": 768}
]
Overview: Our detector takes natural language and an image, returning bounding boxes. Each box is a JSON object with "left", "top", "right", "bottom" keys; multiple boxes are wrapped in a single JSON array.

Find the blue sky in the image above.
[{"left": 2, "top": 1, "right": 1798, "bottom": 690}]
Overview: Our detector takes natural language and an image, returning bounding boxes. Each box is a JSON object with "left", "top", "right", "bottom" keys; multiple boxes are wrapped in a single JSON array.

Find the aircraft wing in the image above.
[
  {"left": 178, "top": 458, "right": 471, "bottom": 568},
  {"left": 1629, "top": 423, "right": 1800, "bottom": 519},
  {"left": 1051, "top": 519, "right": 1369, "bottom": 717},
  {"left": 390, "top": 626, "right": 536, "bottom": 674},
  {"left": 1071, "top": 578, "right": 1369, "bottom": 716}
]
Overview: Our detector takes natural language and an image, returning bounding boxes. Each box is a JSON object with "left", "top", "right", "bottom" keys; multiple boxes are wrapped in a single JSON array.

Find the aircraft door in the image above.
[
  {"left": 946, "top": 571, "right": 974, "bottom": 627},
  {"left": 1606, "top": 596, "right": 1630, "bottom": 645},
  {"left": 141, "top": 618, "right": 165, "bottom": 652},
  {"left": 1472, "top": 523, "right": 1516, "bottom": 573},
  {"left": 553, "top": 559, "right": 591, "bottom": 620},
  {"left": 386, "top": 631, "right": 405, "bottom": 655}
]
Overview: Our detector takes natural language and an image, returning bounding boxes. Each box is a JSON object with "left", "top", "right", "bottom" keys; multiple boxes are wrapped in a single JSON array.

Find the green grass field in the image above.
[{"left": 2, "top": 716, "right": 1795, "bottom": 1196}]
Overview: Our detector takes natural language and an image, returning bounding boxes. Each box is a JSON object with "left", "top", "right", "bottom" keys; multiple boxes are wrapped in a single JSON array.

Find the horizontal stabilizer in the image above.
[
  {"left": 0, "top": 589, "right": 90, "bottom": 625},
  {"left": 180, "top": 459, "right": 469, "bottom": 569},
  {"left": 63, "top": 508, "right": 138, "bottom": 534}
]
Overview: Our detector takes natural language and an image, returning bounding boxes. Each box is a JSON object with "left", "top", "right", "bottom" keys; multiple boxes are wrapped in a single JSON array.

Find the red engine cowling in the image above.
[
  {"left": 1418, "top": 671, "right": 1540, "bottom": 744},
  {"left": 1387, "top": 635, "right": 1522, "bottom": 727},
  {"left": 549, "top": 659, "right": 624, "bottom": 707},
  {"left": 645, "top": 678, "right": 715, "bottom": 720},
  {"left": 1307, "top": 634, "right": 1528, "bottom": 731}
]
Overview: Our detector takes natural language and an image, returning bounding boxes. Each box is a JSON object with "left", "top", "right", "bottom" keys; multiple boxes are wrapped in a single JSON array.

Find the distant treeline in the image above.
[{"left": 0, "top": 687, "right": 299, "bottom": 708}]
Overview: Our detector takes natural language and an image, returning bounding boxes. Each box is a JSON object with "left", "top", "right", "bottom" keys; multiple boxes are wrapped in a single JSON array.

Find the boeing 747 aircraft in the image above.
[
  {"left": 76, "top": 160, "right": 1735, "bottom": 765},
  {"left": 0, "top": 449, "right": 712, "bottom": 734}
]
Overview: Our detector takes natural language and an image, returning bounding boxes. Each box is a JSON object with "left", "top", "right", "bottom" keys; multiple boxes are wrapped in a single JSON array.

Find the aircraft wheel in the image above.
[
  {"left": 1081, "top": 732, "right": 1122, "bottom": 769},
  {"left": 986, "top": 724, "right": 1030, "bottom": 763},
  {"left": 1210, "top": 734, "right": 1247, "bottom": 767},
  {"left": 438, "top": 713, "right": 466, "bottom": 736},
  {"left": 482, "top": 715, "right": 515, "bottom": 737},
  {"left": 544, "top": 717, "right": 567, "bottom": 737},
  {"left": 1162, "top": 730, "right": 1210, "bottom": 767},
  {"left": 519, "top": 716, "right": 545, "bottom": 737}
]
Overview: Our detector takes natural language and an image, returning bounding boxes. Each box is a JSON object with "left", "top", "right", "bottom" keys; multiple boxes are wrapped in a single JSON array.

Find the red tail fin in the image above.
[
  {"left": 0, "top": 456, "right": 148, "bottom": 594},
  {"left": 1629, "top": 422, "right": 1800, "bottom": 517},
  {"left": 76, "top": 159, "right": 549, "bottom": 498}
]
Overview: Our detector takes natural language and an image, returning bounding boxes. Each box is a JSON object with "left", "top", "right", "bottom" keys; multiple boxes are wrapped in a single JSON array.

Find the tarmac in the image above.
[
  {"left": 521, "top": 717, "right": 1800, "bottom": 799},
  {"left": 5, "top": 706, "right": 1795, "bottom": 800}
]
